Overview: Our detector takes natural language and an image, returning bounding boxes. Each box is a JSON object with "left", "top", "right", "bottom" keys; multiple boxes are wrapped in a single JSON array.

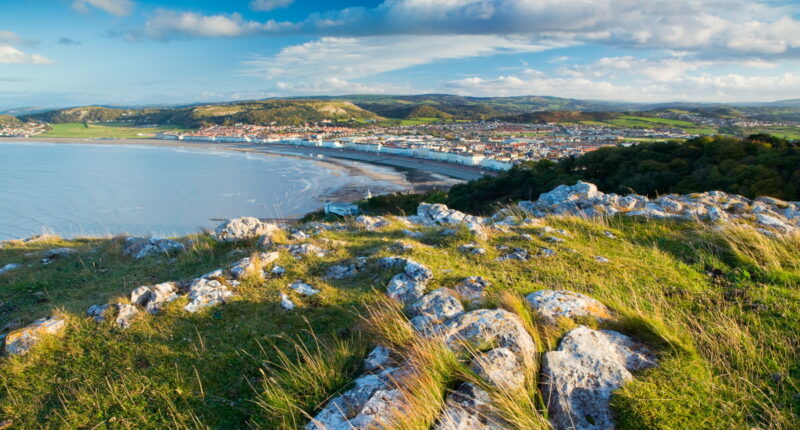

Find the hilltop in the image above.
[
  {"left": 1, "top": 182, "right": 798, "bottom": 429},
  {"left": 0, "top": 115, "right": 22, "bottom": 128}
]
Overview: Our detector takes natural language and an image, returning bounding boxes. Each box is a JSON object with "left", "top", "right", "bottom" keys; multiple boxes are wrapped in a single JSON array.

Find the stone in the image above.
[
  {"left": 4, "top": 317, "right": 66, "bottom": 355},
  {"left": 495, "top": 249, "right": 529, "bottom": 262},
  {"left": 0, "top": 263, "right": 20, "bottom": 275},
  {"left": 756, "top": 213, "right": 794, "bottom": 234},
  {"left": 280, "top": 293, "right": 296, "bottom": 310},
  {"left": 115, "top": 304, "right": 139, "bottom": 329},
  {"left": 289, "top": 280, "right": 320, "bottom": 296},
  {"left": 130, "top": 282, "right": 179, "bottom": 315},
  {"left": 458, "top": 243, "right": 487, "bottom": 256},
  {"left": 387, "top": 273, "right": 427, "bottom": 305},
  {"left": 536, "top": 248, "right": 556, "bottom": 258},
  {"left": 270, "top": 265, "right": 286, "bottom": 276},
  {"left": 537, "top": 181, "right": 600, "bottom": 207},
  {"left": 402, "top": 229, "right": 424, "bottom": 239},
  {"left": 44, "top": 247, "right": 77, "bottom": 258},
  {"left": 184, "top": 278, "right": 233, "bottom": 313},
  {"left": 363, "top": 345, "right": 397, "bottom": 373},
  {"left": 526, "top": 290, "right": 612, "bottom": 326},
  {"left": 356, "top": 215, "right": 391, "bottom": 230},
  {"left": 326, "top": 263, "right": 359, "bottom": 280},
  {"left": 471, "top": 347, "right": 526, "bottom": 392},
  {"left": 454, "top": 277, "right": 490, "bottom": 305},
  {"left": 416, "top": 203, "right": 487, "bottom": 238},
  {"left": 404, "top": 259, "right": 433, "bottom": 282},
  {"left": 214, "top": 217, "right": 279, "bottom": 242},
  {"left": 595, "top": 256, "right": 611, "bottom": 263},
  {"left": 603, "top": 230, "right": 617, "bottom": 239},
  {"left": 434, "top": 383, "right": 507, "bottom": 430},
  {"left": 541, "top": 235, "right": 565, "bottom": 243},
  {"left": 229, "top": 252, "right": 280, "bottom": 280},
  {"left": 122, "top": 237, "right": 184, "bottom": 259},
  {"left": 282, "top": 243, "right": 328, "bottom": 258},
  {"left": 407, "top": 288, "right": 464, "bottom": 333},
  {"left": 305, "top": 367, "right": 407, "bottom": 430},
  {"left": 290, "top": 230, "right": 310, "bottom": 241},
  {"left": 390, "top": 241, "right": 414, "bottom": 253},
  {"left": 444, "top": 309, "right": 536, "bottom": 369},
  {"left": 86, "top": 304, "right": 112, "bottom": 323},
  {"left": 541, "top": 326, "right": 657, "bottom": 430}
]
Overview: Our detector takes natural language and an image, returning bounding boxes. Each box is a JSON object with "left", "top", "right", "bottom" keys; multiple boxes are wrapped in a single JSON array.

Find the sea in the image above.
[{"left": 0, "top": 141, "right": 407, "bottom": 240}]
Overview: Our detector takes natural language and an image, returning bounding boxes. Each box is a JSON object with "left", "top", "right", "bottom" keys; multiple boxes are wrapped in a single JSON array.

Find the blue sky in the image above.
[{"left": 2, "top": 0, "right": 800, "bottom": 109}]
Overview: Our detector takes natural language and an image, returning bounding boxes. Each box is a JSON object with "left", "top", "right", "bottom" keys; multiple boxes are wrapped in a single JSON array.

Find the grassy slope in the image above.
[
  {"left": 0, "top": 217, "right": 798, "bottom": 429},
  {"left": 41, "top": 122, "right": 187, "bottom": 139}
]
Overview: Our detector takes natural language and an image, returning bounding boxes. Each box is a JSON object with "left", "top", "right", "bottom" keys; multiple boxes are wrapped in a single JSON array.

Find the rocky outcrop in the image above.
[
  {"left": 434, "top": 383, "right": 507, "bottom": 430},
  {"left": 541, "top": 326, "right": 657, "bottom": 430},
  {"left": 214, "top": 217, "right": 279, "bottom": 242},
  {"left": 356, "top": 215, "right": 391, "bottom": 230},
  {"left": 384, "top": 257, "right": 434, "bottom": 305},
  {"left": 444, "top": 309, "right": 537, "bottom": 370},
  {"left": 131, "top": 282, "right": 179, "bottom": 315},
  {"left": 184, "top": 278, "right": 234, "bottom": 313},
  {"left": 526, "top": 290, "right": 613, "bottom": 326},
  {"left": 229, "top": 252, "right": 280, "bottom": 280},
  {"left": 453, "top": 277, "right": 490, "bottom": 305},
  {"left": 406, "top": 288, "right": 464, "bottom": 334},
  {"left": 4, "top": 317, "right": 66, "bottom": 355},
  {"left": 515, "top": 181, "right": 799, "bottom": 234},
  {"left": 122, "top": 237, "right": 184, "bottom": 259},
  {"left": 410, "top": 203, "right": 487, "bottom": 238}
]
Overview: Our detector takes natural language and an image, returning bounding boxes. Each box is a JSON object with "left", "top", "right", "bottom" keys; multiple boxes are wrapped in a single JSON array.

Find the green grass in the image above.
[
  {"left": 0, "top": 216, "right": 798, "bottom": 429},
  {"left": 739, "top": 127, "right": 800, "bottom": 140},
  {"left": 41, "top": 122, "right": 187, "bottom": 139}
]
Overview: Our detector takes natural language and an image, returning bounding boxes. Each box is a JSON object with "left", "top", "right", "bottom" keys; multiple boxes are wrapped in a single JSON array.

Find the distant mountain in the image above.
[{"left": 0, "top": 115, "right": 23, "bottom": 127}]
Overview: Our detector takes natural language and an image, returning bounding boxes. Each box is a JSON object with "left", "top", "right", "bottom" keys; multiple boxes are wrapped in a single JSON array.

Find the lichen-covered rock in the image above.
[
  {"left": 363, "top": 345, "right": 398, "bottom": 373},
  {"left": 87, "top": 304, "right": 112, "bottom": 323},
  {"left": 289, "top": 280, "right": 320, "bottom": 296},
  {"left": 444, "top": 309, "right": 536, "bottom": 369},
  {"left": 387, "top": 273, "right": 427, "bottom": 305},
  {"left": 122, "top": 237, "right": 184, "bottom": 259},
  {"left": 541, "top": 326, "right": 657, "bottom": 430},
  {"left": 357, "top": 215, "right": 391, "bottom": 230},
  {"left": 433, "top": 383, "right": 507, "bottom": 430},
  {"left": 325, "top": 258, "right": 367, "bottom": 279},
  {"left": 458, "top": 243, "right": 487, "bottom": 256},
  {"left": 495, "top": 249, "right": 529, "bottom": 262},
  {"left": 525, "top": 290, "right": 612, "bottom": 325},
  {"left": 415, "top": 203, "right": 487, "bottom": 238},
  {"left": 281, "top": 243, "right": 328, "bottom": 258},
  {"left": 453, "top": 277, "right": 490, "bottom": 305},
  {"left": 184, "top": 278, "right": 233, "bottom": 313},
  {"left": 471, "top": 347, "right": 526, "bottom": 392},
  {"left": 404, "top": 259, "right": 433, "bottom": 282},
  {"left": 229, "top": 252, "right": 280, "bottom": 279},
  {"left": 407, "top": 288, "right": 464, "bottom": 333},
  {"left": 115, "top": 304, "right": 139, "bottom": 329},
  {"left": 214, "top": 217, "right": 279, "bottom": 242},
  {"left": 305, "top": 367, "right": 407, "bottom": 430},
  {"left": 130, "top": 282, "right": 179, "bottom": 314},
  {"left": 0, "top": 263, "right": 20, "bottom": 275},
  {"left": 4, "top": 317, "right": 66, "bottom": 355}
]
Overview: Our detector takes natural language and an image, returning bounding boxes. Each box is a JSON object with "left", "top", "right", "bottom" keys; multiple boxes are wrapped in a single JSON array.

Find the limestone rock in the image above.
[
  {"left": 495, "top": 249, "right": 529, "bottom": 262},
  {"left": 387, "top": 273, "right": 427, "bottom": 305},
  {"left": 131, "top": 282, "right": 179, "bottom": 314},
  {"left": 357, "top": 215, "right": 391, "bottom": 230},
  {"left": 86, "top": 304, "right": 112, "bottom": 323},
  {"left": 280, "top": 293, "right": 296, "bottom": 310},
  {"left": 229, "top": 252, "right": 280, "bottom": 280},
  {"left": 471, "top": 347, "right": 526, "bottom": 392},
  {"left": 0, "top": 263, "right": 20, "bottom": 275},
  {"left": 281, "top": 243, "right": 328, "bottom": 258},
  {"left": 415, "top": 203, "right": 487, "bottom": 238},
  {"left": 184, "top": 278, "right": 233, "bottom": 313},
  {"left": 444, "top": 309, "right": 536, "bottom": 369},
  {"left": 458, "top": 243, "right": 487, "bottom": 256},
  {"left": 541, "top": 326, "right": 657, "bottom": 430},
  {"left": 407, "top": 288, "right": 464, "bottom": 333},
  {"left": 115, "top": 304, "right": 139, "bottom": 329},
  {"left": 4, "top": 317, "right": 66, "bottom": 355},
  {"left": 289, "top": 280, "right": 320, "bottom": 296},
  {"left": 454, "top": 277, "right": 490, "bottom": 305},
  {"left": 214, "top": 217, "right": 279, "bottom": 242},
  {"left": 363, "top": 345, "right": 398, "bottom": 373},
  {"left": 434, "top": 383, "right": 507, "bottom": 430},
  {"left": 525, "top": 290, "right": 612, "bottom": 325},
  {"left": 122, "top": 237, "right": 184, "bottom": 259}
]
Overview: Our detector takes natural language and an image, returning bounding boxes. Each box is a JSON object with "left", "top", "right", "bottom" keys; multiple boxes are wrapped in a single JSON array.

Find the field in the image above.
[
  {"left": 41, "top": 122, "right": 187, "bottom": 139},
  {"left": 605, "top": 116, "right": 719, "bottom": 134},
  {"left": 0, "top": 214, "right": 798, "bottom": 429},
  {"left": 739, "top": 127, "right": 800, "bottom": 140}
]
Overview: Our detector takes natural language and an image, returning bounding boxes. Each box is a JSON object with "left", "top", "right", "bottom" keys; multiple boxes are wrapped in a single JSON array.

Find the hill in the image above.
[
  {"left": 0, "top": 185, "right": 798, "bottom": 429},
  {"left": 0, "top": 115, "right": 22, "bottom": 127}
]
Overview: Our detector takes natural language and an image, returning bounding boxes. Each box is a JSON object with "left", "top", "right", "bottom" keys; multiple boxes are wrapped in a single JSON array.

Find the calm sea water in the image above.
[{"left": 0, "top": 141, "right": 406, "bottom": 240}]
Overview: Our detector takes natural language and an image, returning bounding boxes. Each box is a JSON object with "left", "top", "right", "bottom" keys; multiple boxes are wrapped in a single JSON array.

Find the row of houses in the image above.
[{"left": 159, "top": 133, "right": 514, "bottom": 171}]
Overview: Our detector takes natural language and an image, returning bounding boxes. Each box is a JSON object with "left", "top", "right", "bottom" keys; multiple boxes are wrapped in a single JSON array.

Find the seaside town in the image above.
[
  {"left": 0, "top": 121, "right": 48, "bottom": 138},
  {"left": 157, "top": 120, "right": 698, "bottom": 171}
]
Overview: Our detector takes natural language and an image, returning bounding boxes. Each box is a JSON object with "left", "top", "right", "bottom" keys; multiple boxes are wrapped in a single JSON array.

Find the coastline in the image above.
[{"left": 0, "top": 136, "right": 493, "bottom": 182}]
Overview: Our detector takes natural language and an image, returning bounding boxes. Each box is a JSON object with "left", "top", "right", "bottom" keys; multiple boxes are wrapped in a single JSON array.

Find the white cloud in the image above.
[
  {"left": 144, "top": 9, "right": 288, "bottom": 39},
  {"left": 250, "top": 0, "right": 294, "bottom": 12},
  {"left": 246, "top": 35, "right": 561, "bottom": 80},
  {"left": 0, "top": 30, "right": 21, "bottom": 45},
  {"left": 0, "top": 45, "right": 53, "bottom": 65},
  {"left": 73, "top": 0, "right": 134, "bottom": 17},
  {"left": 442, "top": 68, "right": 800, "bottom": 103}
]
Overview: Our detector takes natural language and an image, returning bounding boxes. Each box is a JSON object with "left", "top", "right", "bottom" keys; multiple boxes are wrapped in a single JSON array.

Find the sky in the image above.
[{"left": 2, "top": 0, "right": 800, "bottom": 109}]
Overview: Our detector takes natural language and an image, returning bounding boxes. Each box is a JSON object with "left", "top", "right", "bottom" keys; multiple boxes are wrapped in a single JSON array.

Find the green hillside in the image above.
[{"left": 0, "top": 115, "right": 23, "bottom": 127}]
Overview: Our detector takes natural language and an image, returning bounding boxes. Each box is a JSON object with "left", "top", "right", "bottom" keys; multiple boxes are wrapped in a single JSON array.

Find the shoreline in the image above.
[{"left": 0, "top": 137, "right": 493, "bottom": 182}]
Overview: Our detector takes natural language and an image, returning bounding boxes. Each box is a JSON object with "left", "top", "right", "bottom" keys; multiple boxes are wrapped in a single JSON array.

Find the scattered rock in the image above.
[
  {"left": 122, "top": 237, "right": 184, "bottom": 259},
  {"left": 402, "top": 229, "right": 424, "bottom": 239},
  {"left": 495, "top": 248, "right": 529, "bottom": 262},
  {"left": 471, "top": 347, "right": 526, "bottom": 392},
  {"left": 595, "top": 256, "right": 611, "bottom": 264},
  {"left": 131, "top": 282, "right": 179, "bottom": 314},
  {"left": 41, "top": 247, "right": 77, "bottom": 264},
  {"left": 536, "top": 248, "right": 556, "bottom": 258},
  {"left": 603, "top": 230, "right": 617, "bottom": 239},
  {"left": 407, "top": 288, "right": 464, "bottom": 333},
  {"left": 444, "top": 309, "right": 536, "bottom": 369},
  {"left": 281, "top": 243, "right": 328, "bottom": 258},
  {"left": 3, "top": 317, "right": 66, "bottom": 355},
  {"left": 363, "top": 345, "right": 398, "bottom": 373},
  {"left": 458, "top": 243, "right": 487, "bottom": 255},
  {"left": 184, "top": 278, "right": 233, "bottom": 313},
  {"left": 387, "top": 273, "right": 427, "bottom": 305},
  {"left": 280, "top": 293, "right": 296, "bottom": 310},
  {"left": 356, "top": 215, "right": 391, "bottom": 230},
  {"left": 525, "top": 290, "right": 612, "bottom": 325},
  {"left": 86, "top": 304, "right": 112, "bottom": 323},
  {"left": 214, "top": 217, "right": 279, "bottom": 242},
  {"left": 541, "top": 326, "right": 657, "bottom": 430},
  {"left": 454, "top": 277, "right": 490, "bottom": 305},
  {"left": 229, "top": 252, "right": 280, "bottom": 279},
  {"left": 390, "top": 240, "right": 414, "bottom": 253},
  {"left": 0, "top": 263, "right": 20, "bottom": 275},
  {"left": 414, "top": 203, "right": 487, "bottom": 238},
  {"left": 289, "top": 280, "right": 320, "bottom": 296},
  {"left": 115, "top": 304, "right": 139, "bottom": 329},
  {"left": 434, "top": 382, "right": 507, "bottom": 430},
  {"left": 270, "top": 265, "right": 286, "bottom": 276}
]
